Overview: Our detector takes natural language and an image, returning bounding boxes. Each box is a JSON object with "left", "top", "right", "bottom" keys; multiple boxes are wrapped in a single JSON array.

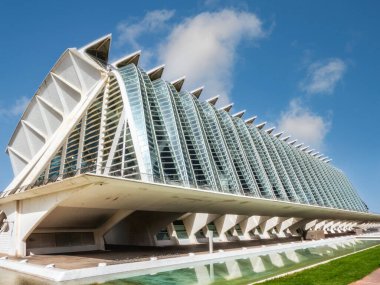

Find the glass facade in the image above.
[{"left": 32, "top": 62, "right": 368, "bottom": 213}]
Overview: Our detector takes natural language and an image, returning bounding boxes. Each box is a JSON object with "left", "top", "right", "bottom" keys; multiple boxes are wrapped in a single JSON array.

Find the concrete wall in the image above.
[{"left": 104, "top": 211, "right": 184, "bottom": 246}]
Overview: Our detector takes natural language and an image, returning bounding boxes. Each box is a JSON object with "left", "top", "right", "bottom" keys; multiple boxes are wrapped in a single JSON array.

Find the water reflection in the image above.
[{"left": 108, "top": 239, "right": 378, "bottom": 285}]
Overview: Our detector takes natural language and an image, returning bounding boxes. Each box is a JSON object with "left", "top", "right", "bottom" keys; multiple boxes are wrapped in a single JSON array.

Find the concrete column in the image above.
[
  {"left": 304, "top": 219, "right": 319, "bottom": 231},
  {"left": 15, "top": 189, "right": 76, "bottom": 256},
  {"left": 213, "top": 214, "right": 246, "bottom": 241},
  {"left": 182, "top": 213, "right": 220, "bottom": 243},
  {"left": 333, "top": 221, "right": 344, "bottom": 233},
  {"left": 323, "top": 220, "right": 335, "bottom": 233},
  {"left": 276, "top": 217, "right": 302, "bottom": 237},
  {"left": 239, "top": 215, "right": 269, "bottom": 240},
  {"left": 259, "top": 216, "right": 285, "bottom": 239},
  {"left": 94, "top": 209, "right": 134, "bottom": 250},
  {"left": 287, "top": 218, "right": 313, "bottom": 236},
  {"left": 313, "top": 220, "right": 327, "bottom": 231}
]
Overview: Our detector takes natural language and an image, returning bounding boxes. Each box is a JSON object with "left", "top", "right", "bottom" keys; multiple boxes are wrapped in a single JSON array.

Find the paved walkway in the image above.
[{"left": 351, "top": 268, "right": 380, "bottom": 285}]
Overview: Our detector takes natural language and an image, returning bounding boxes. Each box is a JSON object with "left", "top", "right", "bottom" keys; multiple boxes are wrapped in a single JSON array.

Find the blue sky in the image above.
[{"left": 0, "top": 0, "right": 379, "bottom": 212}]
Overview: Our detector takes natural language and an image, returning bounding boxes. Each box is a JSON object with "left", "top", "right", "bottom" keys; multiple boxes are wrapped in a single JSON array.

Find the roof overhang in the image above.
[
  {"left": 206, "top": 96, "right": 219, "bottom": 105},
  {"left": 1, "top": 174, "right": 379, "bottom": 222},
  {"left": 256, "top": 122, "right": 267, "bottom": 130},
  {"left": 232, "top": 110, "right": 246, "bottom": 118},
  {"left": 245, "top": 116, "right": 257, "bottom": 125},
  {"left": 219, "top": 104, "right": 234, "bottom": 112},
  {"left": 147, "top": 65, "right": 165, "bottom": 81},
  {"left": 112, "top": 50, "right": 141, "bottom": 68},
  {"left": 170, "top": 76, "right": 186, "bottom": 92},
  {"left": 81, "top": 34, "right": 112, "bottom": 63},
  {"left": 190, "top": 87, "right": 204, "bottom": 98}
]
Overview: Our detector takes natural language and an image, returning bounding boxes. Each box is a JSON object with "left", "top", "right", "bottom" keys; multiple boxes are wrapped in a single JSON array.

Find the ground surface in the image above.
[{"left": 21, "top": 237, "right": 301, "bottom": 270}]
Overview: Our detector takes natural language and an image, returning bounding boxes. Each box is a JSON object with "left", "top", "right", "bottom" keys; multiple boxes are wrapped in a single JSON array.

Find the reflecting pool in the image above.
[
  {"left": 0, "top": 239, "right": 378, "bottom": 285},
  {"left": 100, "top": 239, "right": 379, "bottom": 285}
]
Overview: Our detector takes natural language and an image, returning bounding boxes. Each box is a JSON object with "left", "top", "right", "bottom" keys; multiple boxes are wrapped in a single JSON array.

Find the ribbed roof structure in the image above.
[{"left": 2, "top": 35, "right": 368, "bottom": 213}]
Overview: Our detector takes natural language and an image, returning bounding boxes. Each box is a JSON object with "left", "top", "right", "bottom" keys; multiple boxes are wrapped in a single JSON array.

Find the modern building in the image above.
[{"left": 0, "top": 35, "right": 379, "bottom": 257}]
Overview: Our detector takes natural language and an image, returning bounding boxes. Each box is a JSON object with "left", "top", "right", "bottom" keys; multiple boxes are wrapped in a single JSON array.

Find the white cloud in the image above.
[
  {"left": 158, "top": 9, "right": 265, "bottom": 106},
  {"left": 116, "top": 10, "right": 175, "bottom": 50},
  {"left": 300, "top": 58, "right": 346, "bottom": 95},
  {"left": 0, "top": 96, "right": 29, "bottom": 118},
  {"left": 278, "top": 99, "right": 331, "bottom": 149}
]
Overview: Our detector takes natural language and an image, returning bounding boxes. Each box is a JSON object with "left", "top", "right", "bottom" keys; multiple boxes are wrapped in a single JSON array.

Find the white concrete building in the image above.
[{"left": 0, "top": 35, "right": 379, "bottom": 257}]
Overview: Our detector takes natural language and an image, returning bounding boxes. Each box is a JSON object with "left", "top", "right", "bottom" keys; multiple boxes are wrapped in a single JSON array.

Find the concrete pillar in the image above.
[
  {"left": 182, "top": 213, "right": 220, "bottom": 243},
  {"left": 276, "top": 217, "right": 302, "bottom": 237},
  {"left": 104, "top": 211, "right": 183, "bottom": 246},
  {"left": 94, "top": 209, "right": 134, "bottom": 250},
  {"left": 304, "top": 219, "right": 319, "bottom": 231},
  {"left": 15, "top": 190, "right": 75, "bottom": 256},
  {"left": 239, "top": 215, "right": 269, "bottom": 239},
  {"left": 323, "top": 220, "right": 335, "bottom": 233},
  {"left": 287, "top": 218, "right": 313, "bottom": 236},
  {"left": 314, "top": 220, "right": 327, "bottom": 231},
  {"left": 332, "top": 221, "right": 343, "bottom": 233},
  {"left": 213, "top": 214, "right": 247, "bottom": 241},
  {"left": 259, "top": 216, "right": 285, "bottom": 239}
]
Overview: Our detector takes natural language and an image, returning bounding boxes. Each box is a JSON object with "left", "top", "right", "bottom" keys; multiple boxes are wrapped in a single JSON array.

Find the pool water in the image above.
[{"left": 100, "top": 239, "right": 380, "bottom": 285}]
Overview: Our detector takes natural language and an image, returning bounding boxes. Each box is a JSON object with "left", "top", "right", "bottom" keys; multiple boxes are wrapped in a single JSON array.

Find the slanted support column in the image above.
[
  {"left": 182, "top": 213, "right": 220, "bottom": 243},
  {"left": 276, "top": 217, "right": 303, "bottom": 237},
  {"left": 337, "top": 221, "right": 349, "bottom": 233},
  {"left": 94, "top": 209, "right": 134, "bottom": 250},
  {"left": 347, "top": 221, "right": 358, "bottom": 231},
  {"left": 258, "top": 216, "right": 285, "bottom": 239},
  {"left": 240, "top": 215, "right": 269, "bottom": 240},
  {"left": 313, "top": 220, "right": 327, "bottom": 231},
  {"left": 213, "top": 214, "right": 246, "bottom": 241},
  {"left": 323, "top": 220, "right": 335, "bottom": 234},
  {"left": 288, "top": 218, "right": 313, "bottom": 236},
  {"left": 304, "top": 219, "right": 319, "bottom": 231},
  {"left": 14, "top": 189, "right": 81, "bottom": 256},
  {"left": 329, "top": 221, "right": 343, "bottom": 233}
]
